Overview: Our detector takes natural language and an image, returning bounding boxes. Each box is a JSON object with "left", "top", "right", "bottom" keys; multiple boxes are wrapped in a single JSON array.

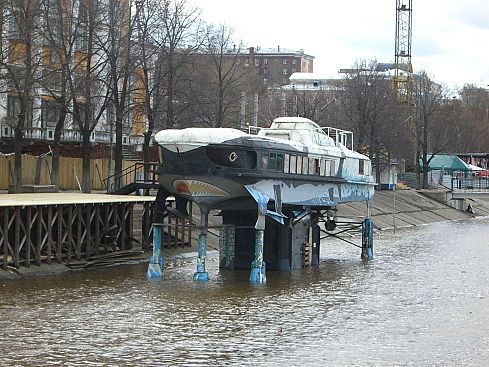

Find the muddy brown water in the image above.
[{"left": 1, "top": 218, "right": 489, "bottom": 366}]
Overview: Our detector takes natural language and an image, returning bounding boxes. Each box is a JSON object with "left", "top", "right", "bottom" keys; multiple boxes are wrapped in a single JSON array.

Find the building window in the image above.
[
  {"left": 283, "top": 59, "right": 288, "bottom": 65},
  {"left": 330, "top": 160, "right": 336, "bottom": 176},
  {"left": 42, "top": 69, "right": 62, "bottom": 91},
  {"left": 7, "top": 95, "right": 21, "bottom": 118},
  {"left": 264, "top": 58, "right": 268, "bottom": 65},
  {"left": 263, "top": 68, "right": 268, "bottom": 75},
  {"left": 282, "top": 69, "right": 288, "bottom": 75},
  {"left": 45, "top": 0, "right": 62, "bottom": 44},
  {"left": 8, "top": 10, "right": 22, "bottom": 39},
  {"left": 41, "top": 99, "right": 60, "bottom": 127},
  {"left": 254, "top": 58, "right": 259, "bottom": 66},
  {"left": 75, "top": 1, "right": 88, "bottom": 50},
  {"left": 296, "top": 156, "right": 302, "bottom": 174},
  {"left": 292, "top": 59, "right": 296, "bottom": 65}
]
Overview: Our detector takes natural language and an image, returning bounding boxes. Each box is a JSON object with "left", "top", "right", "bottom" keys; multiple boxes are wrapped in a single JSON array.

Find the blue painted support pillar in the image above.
[
  {"left": 361, "top": 218, "right": 374, "bottom": 260},
  {"left": 147, "top": 224, "right": 164, "bottom": 278},
  {"left": 147, "top": 188, "right": 167, "bottom": 278},
  {"left": 249, "top": 212, "right": 267, "bottom": 284},
  {"left": 193, "top": 208, "right": 209, "bottom": 281}
]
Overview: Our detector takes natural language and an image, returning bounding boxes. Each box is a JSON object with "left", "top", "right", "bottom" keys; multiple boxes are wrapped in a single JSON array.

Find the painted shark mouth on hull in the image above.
[{"left": 173, "top": 180, "right": 230, "bottom": 198}]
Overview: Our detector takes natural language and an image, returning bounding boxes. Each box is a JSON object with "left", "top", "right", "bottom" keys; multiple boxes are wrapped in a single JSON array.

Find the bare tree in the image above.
[
  {"left": 103, "top": 0, "right": 135, "bottom": 183},
  {"left": 457, "top": 84, "right": 489, "bottom": 151},
  {"left": 414, "top": 71, "right": 453, "bottom": 188},
  {"left": 69, "top": 0, "right": 110, "bottom": 192},
  {"left": 133, "top": 0, "right": 166, "bottom": 173},
  {"left": 1, "top": 0, "right": 43, "bottom": 192},
  {"left": 38, "top": 0, "right": 78, "bottom": 190},
  {"left": 186, "top": 24, "right": 262, "bottom": 128},
  {"left": 340, "top": 59, "right": 398, "bottom": 185},
  {"left": 156, "top": 0, "right": 201, "bottom": 129},
  {"left": 134, "top": 0, "right": 200, "bottom": 173}
]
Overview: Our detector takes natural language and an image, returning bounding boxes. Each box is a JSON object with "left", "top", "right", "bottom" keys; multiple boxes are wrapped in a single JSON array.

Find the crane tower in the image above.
[{"left": 393, "top": 0, "right": 413, "bottom": 106}]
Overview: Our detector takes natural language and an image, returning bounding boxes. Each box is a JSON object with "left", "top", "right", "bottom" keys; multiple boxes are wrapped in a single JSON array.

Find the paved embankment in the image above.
[{"left": 337, "top": 188, "right": 489, "bottom": 230}]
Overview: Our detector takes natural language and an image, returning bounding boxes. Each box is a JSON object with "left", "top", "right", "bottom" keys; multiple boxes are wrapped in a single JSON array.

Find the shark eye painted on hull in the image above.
[
  {"left": 228, "top": 152, "right": 238, "bottom": 162},
  {"left": 206, "top": 147, "right": 257, "bottom": 169}
]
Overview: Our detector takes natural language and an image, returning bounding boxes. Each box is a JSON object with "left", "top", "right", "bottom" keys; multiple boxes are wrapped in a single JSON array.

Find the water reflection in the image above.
[{"left": 1, "top": 218, "right": 489, "bottom": 366}]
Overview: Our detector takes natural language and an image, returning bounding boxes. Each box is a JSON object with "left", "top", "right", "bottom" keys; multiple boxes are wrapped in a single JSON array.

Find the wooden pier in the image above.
[{"left": 0, "top": 193, "right": 192, "bottom": 270}]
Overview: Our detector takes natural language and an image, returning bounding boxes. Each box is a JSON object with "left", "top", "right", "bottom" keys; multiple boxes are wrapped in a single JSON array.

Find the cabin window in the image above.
[
  {"left": 159, "top": 148, "right": 164, "bottom": 164},
  {"left": 359, "top": 159, "right": 365, "bottom": 175},
  {"left": 284, "top": 154, "right": 290, "bottom": 173},
  {"left": 325, "top": 160, "right": 331, "bottom": 176},
  {"left": 290, "top": 155, "right": 297, "bottom": 174},
  {"left": 297, "top": 156, "right": 302, "bottom": 174},
  {"left": 309, "top": 158, "right": 320, "bottom": 175},
  {"left": 330, "top": 160, "right": 336, "bottom": 176},
  {"left": 264, "top": 132, "right": 290, "bottom": 140},
  {"left": 261, "top": 152, "right": 268, "bottom": 169},
  {"left": 302, "top": 156, "right": 308, "bottom": 174},
  {"left": 269, "top": 153, "right": 284, "bottom": 171},
  {"left": 320, "top": 159, "right": 326, "bottom": 176}
]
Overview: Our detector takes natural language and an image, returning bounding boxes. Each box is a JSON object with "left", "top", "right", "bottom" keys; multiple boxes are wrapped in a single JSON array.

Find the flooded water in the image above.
[{"left": 1, "top": 218, "right": 489, "bottom": 366}]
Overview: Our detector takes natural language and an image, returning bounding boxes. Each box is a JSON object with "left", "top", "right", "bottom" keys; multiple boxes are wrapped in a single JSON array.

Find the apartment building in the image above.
[
  {"left": 0, "top": 0, "right": 143, "bottom": 153},
  {"left": 236, "top": 46, "right": 314, "bottom": 86}
]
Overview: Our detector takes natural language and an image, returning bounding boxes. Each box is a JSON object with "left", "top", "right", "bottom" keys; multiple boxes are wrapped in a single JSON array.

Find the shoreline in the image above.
[
  {"left": 0, "top": 250, "right": 220, "bottom": 280},
  {"left": 1, "top": 188, "right": 488, "bottom": 280}
]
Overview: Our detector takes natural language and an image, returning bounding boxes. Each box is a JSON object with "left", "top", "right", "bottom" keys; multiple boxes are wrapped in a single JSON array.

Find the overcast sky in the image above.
[{"left": 189, "top": 0, "right": 489, "bottom": 91}]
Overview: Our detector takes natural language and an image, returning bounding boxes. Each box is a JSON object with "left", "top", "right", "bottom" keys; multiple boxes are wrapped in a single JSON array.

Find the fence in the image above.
[{"left": 0, "top": 154, "right": 140, "bottom": 191}]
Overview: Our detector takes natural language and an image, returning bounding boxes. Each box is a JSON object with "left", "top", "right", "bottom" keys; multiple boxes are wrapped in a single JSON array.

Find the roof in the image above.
[
  {"left": 271, "top": 116, "right": 321, "bottom": 129},
  {"left": 424, "top": 154, "right": 469, "bottom": 171},
  {"left": 289, "top": 72, "right": 334, "bottom": 82},
  {"left": 246, "top": 47, "right": 315, "bottom": 59}
]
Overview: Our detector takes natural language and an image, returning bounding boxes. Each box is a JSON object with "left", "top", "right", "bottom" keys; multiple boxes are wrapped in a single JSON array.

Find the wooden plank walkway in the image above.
[
  {"left": 0, "top": 193, "right": 194, "bottom": 270},
  {"left": 0, "top": 192, "right": 155, "bottom": 207}
]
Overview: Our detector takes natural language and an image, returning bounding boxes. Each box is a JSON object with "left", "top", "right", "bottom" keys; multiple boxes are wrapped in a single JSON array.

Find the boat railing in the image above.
[
  {"left": 321, "top": 127, "right": 354, "bottom": 150},
  {"left": 251, "top": 125, "right": 354, "bottom": 150},
  {"left": 246, "top": 125, "right": 262, "bottom": 135}
]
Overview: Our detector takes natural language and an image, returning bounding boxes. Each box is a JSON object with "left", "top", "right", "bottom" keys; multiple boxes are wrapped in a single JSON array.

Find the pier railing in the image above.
[{"left": 451, "top": 176, "right": 489, "bottom": 191}]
